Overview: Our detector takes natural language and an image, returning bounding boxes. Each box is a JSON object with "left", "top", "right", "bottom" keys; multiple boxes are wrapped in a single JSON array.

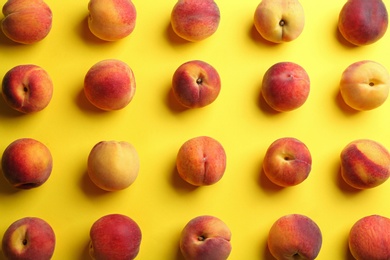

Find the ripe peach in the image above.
[
  {"left": 267, "top": 214, "right": 322, "bottom": 260},
  {"left": 349, "top": 215, "right": 390, "bottom": 260},
  {"left": 254, "top": 0, "right": 305, "bottom": 43},
  {"left": 176, "top": 136, "right": 226, "bottom": 186},
  {"left": 340, "top": 139, "right": 390, "bottom": 189},
  {"left": 89, "top": 214, "right": 142, "bottom": 260},
  {"left": 338, "top": 0, "right": 388, "bottom": 46},
  {"left": 171, "top": 0, "right": 220, "bottom": 42},
  {"left": 2, "top": 217, "right": 56, "bottom": 260},
  {"left": 340, "top": 60, "right": 390, "bottom": 111},
  {"left": 263, "top": 137, "right": 312, "bottom": 187},
  {"left": 261, "top": 62, "right": 310, "bottom": 112},
  {"left": 1, "top": 138, "right": 53, "bottom": 189},
  {"left": 88, "top": 0, "right": 137, "bottom": 41},
  {"left": 87, "top": 140, "right": 140, "bottom": 191},
  {"left": 180, "top": 215, "right": 232, "bottom": 260},
  {"left": 172, "top": 60, "right": 221, "bottom": 109},
  {"left": 84, "top": 59, "right": 136, "bottom": 111},
  {"left": 1, "top": 0, "right": 52, "bottom": 44},
  {"left": 2, "top": 64, "right": 53, "bottom": 113}
]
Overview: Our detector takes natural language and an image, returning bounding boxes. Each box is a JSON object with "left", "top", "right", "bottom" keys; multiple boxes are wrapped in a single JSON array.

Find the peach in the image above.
[
  {"left": 263, "top": 137, "right": 312, "bottom": 187},
  {"left": 1, "top": 138, "right": 53, "bottom": 189},
  {"left": 176, "top": 136, "right": 226, "bottom": 186},
  {"left": 349, "top": 215, "right": 390, "bottom": 260},
  {"left": 2, "top": 217, "right": 56, "bottom": 260},
  {"left": 88, "top": 0, "right": 137, "bottom": 41},
  {"left": 254, "top": 0, "right": 305, "bottom": 43},
  {"left": 340, "top": 60, "right": 390, "bottom": 111},
  {"left": 261, "top": 62, "right": 310, "bottom": 112},
  {"left": 171, "top": 0, "right": 220, "bottom": 42},
  {"left": 338, "top": 0, "right": 388, "bottom": 46},
  {"left": 268, "top": 214, "right": 322, "bottom": 260},
  {"left": 172, "top": 60, "right": 221, "bottom": 109},
  {"left": 1, "top": 0, "right": 52, "bottom": 44},
  {"left": 89, "top": 214, "right": 142, "bottom": 260},
  {"left": 84, "top": 59, "right": 136, "bottom": 111},
  {"left": 180, "top": 215, "right": 232, "bottom": 260},
  {"left": 2, "top": 64, "right": 53, "bottom": 113},
  {"left": 340, "top": 139, "right": 390, "bottom": 189},
  {"left": 87, "top": 140, "right": 140, "bottom": 191}
]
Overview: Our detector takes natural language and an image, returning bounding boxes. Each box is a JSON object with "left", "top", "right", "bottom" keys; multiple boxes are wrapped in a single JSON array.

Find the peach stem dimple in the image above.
[{"left": 279, "top": 20, "right": 286, "bottom": 27}]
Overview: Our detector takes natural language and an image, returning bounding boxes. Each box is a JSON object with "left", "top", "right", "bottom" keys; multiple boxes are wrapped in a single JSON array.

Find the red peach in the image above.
[
  {"left": 171, "top": 0, "right": 220, "bottom": 42},
  {"left": 84, "top": 59, "right": 136, "bottom": 111},
  {"left": 176, "top": 136, "right": 226, "bottom": 186},
  {"left": 1, "top": 0, "right": 52, "bottom": 44}
]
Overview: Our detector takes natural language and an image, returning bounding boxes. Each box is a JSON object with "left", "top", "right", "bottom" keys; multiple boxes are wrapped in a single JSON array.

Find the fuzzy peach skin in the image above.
[
  {"left": 176, "top": 136, "right": 226, "bottom": 186},
  {"left": 340, "top": 139, "right": 390, "bottom": 189},
  {"left": 1, "top": 138, "right": 53, "bottom": 189},
  {"left": 254, "top": 0, "right": 305, "bottom": 43},
  {"left": 180, "top": 215, "right": 232, "bottom": 260},
  {"left": 1, "top": 0, "right": 52, "bottom": 44},
  {"left": 268, "top": 214, "right": 322, "bottom": 260},
  {"left": 88, "top": 0, "right": 137, "bottom": 41},
  {"left": 2, "top": 64, "right": 53, "bottom": 113},
  {"left": 338, "top": 0, "right": 388, "bottom": 46},
  {"left": 87, "top": 140, "right": 140, "bottom": 191},
  {"left": 349, "top": 215, "right": 390, "bottom": 260},
  {"left": 89, "top": 214, "right": 142, "bottom": 260},
  {"left": 340, "top": 60, "right": 390, "bottom": 111},
  {"left": 261, "top": 62, "right": 310, "bottom": 112},
  {"left": 171, "top": 0, "right": 220, "bottom": 42},
  {"left": 172, "top": 60, "right": 221, "bottom": 108},
  {"left": 2, "top": 217, "right": 56, "bottom": 260},
  {"left": 84, "top": 59, "right": 136, "bottom": 111},
  {"left": 263, "top": 137, "right": 312, "bottom": 187}
]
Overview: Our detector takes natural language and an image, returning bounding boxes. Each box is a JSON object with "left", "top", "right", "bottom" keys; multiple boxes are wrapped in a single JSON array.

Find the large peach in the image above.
[
  {"left": 1, "top": 0, "right": 52, "bottom": 44},
  {"left": 2, "top": 64, "right": 53, "bottom": 113},
  {"left": 338, "top": 0, "right": 388, "bottom": 46},
  {"left": 176, "top": 136, "right": 226, "bottom": 186},
  {"left": 84, "top": 59, "right": 136, "bottom": 111},
  {"left": 349, "top": 215, "right": 390, "bottom": 260},
  {"left": 88, "top": 0, "right": 137, "bottom": 41},
  {"left": 254, "top": 0, "right": 305, "bottom": 43},
  {"left": 89, "top": 214, "right": 142, "bottom": 260},
  {"left": 171, "top": 0, "right": 220, "bottom": 42},
  {"left": 172, "top": 60, "right": 221, "bottom": 109},
  {"left": 180, "top": 215, "right": 232, "bottom": 260},
  {"left": 87, "top": 140, "right": 140, "bottom": 191},
  {"left": 340, "top": 139, "right": 390, "bottom": 189},
  {"left": 261, "top": 62, "right": 310, "bottom": 112},
  {"left": 263, "top": 137, "right": 312, "bottom": 187},
  {"left": 267, "top": 214, "right": 322, "bottom": 260},
  {"left": 1, "top": 138, "right": 53, "bottom": 189},
  {"left": 340, "top": 60, "right": 390, "bottom": 111},
  {"left": 2, "top": 217, "right": 56, "bottom": 260}
]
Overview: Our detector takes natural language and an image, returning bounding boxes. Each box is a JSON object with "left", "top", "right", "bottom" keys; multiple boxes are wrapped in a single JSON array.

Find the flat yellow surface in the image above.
[{"left": 1, "top": 0, "right": 390, "bottom": 259}]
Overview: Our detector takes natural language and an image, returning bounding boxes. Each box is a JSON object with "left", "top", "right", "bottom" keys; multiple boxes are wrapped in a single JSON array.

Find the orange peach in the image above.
[
  {"left": 2, "top": 64, "right": 53, "bottom": 113},
  {"left": 176, "top": 136, "right": 226, "bottom": 186},
  {"left": 268, "top": 214, "right": 322, "bottom": 259},
  {"left": 340, "top": 139, "right": 390, "bottom": 189},
  {"left": 349, "top": 215, "right": 390, "bottom": 260},
  {"left": 1, "top": 138, "right": 53, "bottom": 189},
  {"left": 171, "top": 0, "right": 220, "bottom": 42},
  {"left": 88, "top": 0, "right": 137, "bottom": 41},
  {"left": 172, "top": 60, "right": 221, "bottom": 109},
  {"left": 180, "top": 215, "right": 232, "bottom": 260},
  {"left": 1, "top": 0, "right": 52, "bottom": 44},
  {"left": 340, "top": 60, "right": 390, "bottom": 111},
  {"left": 84, "top": 59, "right": 136, "bottom": 111},
  {"left": 338, "top": 0, "right": 388, "bottom": 46}
]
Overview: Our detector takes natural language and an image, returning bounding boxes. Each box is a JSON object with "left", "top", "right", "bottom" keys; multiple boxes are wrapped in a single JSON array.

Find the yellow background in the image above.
[{"left": 1, "top": 0, "right": 390, "bottom": 259}]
